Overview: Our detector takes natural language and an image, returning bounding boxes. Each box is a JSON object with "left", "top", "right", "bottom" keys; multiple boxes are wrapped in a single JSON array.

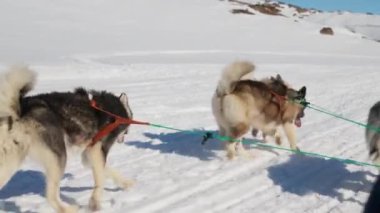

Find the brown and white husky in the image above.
[{"left": 212, "top": 61, "right": 307, "bottom": 159}]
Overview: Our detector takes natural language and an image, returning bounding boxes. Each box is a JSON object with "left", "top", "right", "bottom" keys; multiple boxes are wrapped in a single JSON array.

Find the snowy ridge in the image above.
[{"left": 228, "top": 0, "right": 380, "bottom": 42}]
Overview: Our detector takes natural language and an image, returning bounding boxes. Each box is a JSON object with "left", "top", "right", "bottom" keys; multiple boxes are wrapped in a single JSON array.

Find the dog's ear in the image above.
[
  {"left": 298, "top": 86, "right": 307, "bottom": 98},
  {"left": 119, "top": 93, "right": 128, "bottom": 106},
  {"left": 276, "top": 74, "right": 282, "bottom": 80},
  {"left": 119, "top": 92, "right": 133, "bottom": 118}
]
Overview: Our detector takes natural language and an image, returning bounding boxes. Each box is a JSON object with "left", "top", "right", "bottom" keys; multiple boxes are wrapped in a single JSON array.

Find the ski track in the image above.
[
  {"left": 1, "top": 53, "right": 380, "bottom": 212},
  {"left": 1, "top": 0, "right": 380, "bottom": 212}
]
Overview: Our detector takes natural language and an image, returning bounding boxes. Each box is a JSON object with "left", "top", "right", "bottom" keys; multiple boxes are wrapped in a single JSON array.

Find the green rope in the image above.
[
  {"left": 241, "top": 138, "right": 378, "bottom": 168},
  {"left": 145, "top": 98, "right": 380, "bottom": 169},
  {"left": 147, "top": 122, "right": 380, "bottom": 169},
  {"left": 294, "top": 99, "right": 380, "bottom": 134}
]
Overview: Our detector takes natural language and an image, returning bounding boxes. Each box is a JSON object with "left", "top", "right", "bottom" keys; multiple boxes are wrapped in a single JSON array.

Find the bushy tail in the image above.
[
  {"left": 0, "top": 66, "right": 36, "bottom": 118},
  {"left": 366, "top": 102, "right": 380, "bottom": 163},
  {"left": 216, "top": 61, "right": 255, "bottom": 96}
]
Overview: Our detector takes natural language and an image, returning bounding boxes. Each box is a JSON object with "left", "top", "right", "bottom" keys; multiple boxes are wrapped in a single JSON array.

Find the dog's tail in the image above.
[
  {"left": 366, "top": 101, "right": 380, "bottom": 164},
  {"left": 0, "top": 66, "right": 35, "bottom": 188},
  {"left": 216, "top": 61, "right": 255, "bottom": 96},
  {"left": 0, "top": 66, "right": 36, "bottom": 118}
]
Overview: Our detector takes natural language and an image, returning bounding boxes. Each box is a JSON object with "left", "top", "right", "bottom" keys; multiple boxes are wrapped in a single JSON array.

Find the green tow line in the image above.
[{"left": 148, "top": 103, "right": 380, "bottom": 169}]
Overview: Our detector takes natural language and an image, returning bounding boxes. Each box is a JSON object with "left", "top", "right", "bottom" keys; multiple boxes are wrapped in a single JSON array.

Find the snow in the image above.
[
  {"left": 305, "top": 12, "right": 380, "bottom": 41},
  {"left": 1, "top": 0, "right": 380, "bottom": 212}
]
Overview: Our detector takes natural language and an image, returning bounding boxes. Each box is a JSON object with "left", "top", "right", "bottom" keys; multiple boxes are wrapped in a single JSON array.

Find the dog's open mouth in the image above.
[
  {"left": 295, "top": 118, "right": 302, "bottom": 127},
  {"left": 295, "top": 109, "right": 305, "bottom": 128}
]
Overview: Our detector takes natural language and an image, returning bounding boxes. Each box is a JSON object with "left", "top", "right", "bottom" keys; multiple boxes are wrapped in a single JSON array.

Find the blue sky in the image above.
[{"left": 279, "top": 0, "right": 380, "bottom": 14}]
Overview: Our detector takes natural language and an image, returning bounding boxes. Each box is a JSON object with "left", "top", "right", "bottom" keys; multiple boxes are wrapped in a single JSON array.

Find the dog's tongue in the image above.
[{"left": 295, "top": 118, "right": 302, "bottom": 127}]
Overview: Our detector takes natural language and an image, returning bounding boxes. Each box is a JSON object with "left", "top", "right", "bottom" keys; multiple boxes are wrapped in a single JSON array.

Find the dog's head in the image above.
[
  {"left": 267, "top": 74, "right": 307, "bottom": 127},
  {"left": 286, "top": 86, "right": 307, "bottom": 127},
  {"left": 117, "top": 93, "right": 133, "bottom": 143}
]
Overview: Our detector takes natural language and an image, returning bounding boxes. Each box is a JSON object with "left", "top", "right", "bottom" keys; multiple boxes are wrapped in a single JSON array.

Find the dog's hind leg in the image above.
[
  {"left": 236, "top": 141, "right": 252, "bottom": 159},
  {"left": 35, "top": 144, "right": 76, "bottom": 213},
  {"left": 225, "top": 142, "right": 237, "bottom": 160},
  {"left": 0, "top": 153, "right": 25, "bottom": 189},
  {"left": 226, "top": 122, "right": 249, "bottom": 160},
  {"left": 84, "top": 142, "right": 105, "bottom": 211},
  {"left": 0, "top": 167, "right": 17, "bottom": 189},
  {"left": 218, "top": 125, "right": 226, "bottom": 137}
]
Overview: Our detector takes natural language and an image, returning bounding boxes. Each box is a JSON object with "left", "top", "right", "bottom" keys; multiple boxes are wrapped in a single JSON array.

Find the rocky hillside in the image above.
[{"left": 227, "top": 0, "right": 380, "bottom": 42}]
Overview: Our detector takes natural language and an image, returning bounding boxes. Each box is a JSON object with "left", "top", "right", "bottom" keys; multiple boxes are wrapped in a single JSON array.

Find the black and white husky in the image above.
[
  {"left": 366, "top": 101, "right": 380, "bottom": 164},
  {"left": 365, "top": 102, "right": 380, "bottom": 212},
  {"left": 0, "top": 66, "right": 133, "bottom": 212}
]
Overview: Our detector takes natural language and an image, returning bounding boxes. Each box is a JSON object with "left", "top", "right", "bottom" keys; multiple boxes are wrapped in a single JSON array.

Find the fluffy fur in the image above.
[
  {"left": 366, "top": 101, "right": 380, "bottom": 163},
  {"left": 212, "top": 61, "right": 307, "bottom": 159},
  {"left": 0, "top": 66, "right": 133, "bottom": 212},
  {"left": 364, "top": 175, "right": 380, "bottom": 213}
]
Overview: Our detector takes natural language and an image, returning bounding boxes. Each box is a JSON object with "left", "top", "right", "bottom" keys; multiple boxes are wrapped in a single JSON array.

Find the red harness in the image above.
[
  {"left": 89, "top": 100, "right": 149, "bottom": 146},
  {"left": 270, "top": 91, "right": 287, "bottom": 110}
]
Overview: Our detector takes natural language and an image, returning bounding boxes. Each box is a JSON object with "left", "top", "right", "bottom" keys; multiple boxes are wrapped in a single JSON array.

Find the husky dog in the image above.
[
  {"left": 366, "top": 102, "right": 380, "bottom": 163},
  {"left": 364, "top": 175, "right": 380, "bottom": 213},
  {"left": 0, "top": 66, "right": 133, "bottom": 212},
  {"left": 212, "top": 61, "right": 307, "bottom": 159},
  {"left": 251, "top": 75, "right": 306, "bottom": 145}
]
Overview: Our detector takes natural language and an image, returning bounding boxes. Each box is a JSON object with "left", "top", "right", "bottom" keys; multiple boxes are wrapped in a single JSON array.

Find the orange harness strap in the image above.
[
  {"left": 270, "top": 90, "right": 287, "bottom": 111},
  {"left": 89, "top": 99, "right": 150, "bottom": 146}
]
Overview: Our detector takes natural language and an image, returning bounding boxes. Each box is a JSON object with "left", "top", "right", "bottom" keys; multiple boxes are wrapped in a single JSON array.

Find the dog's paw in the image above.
[
  {"left": 294, "top": 146, "right": 302, "bottom": 153},
  {"left": 227, "top": 152, "right": 235, "bottom": 160},
  {"left": 89, "top": 197, "right": 101, "bottom": 212},
  {"left": 62, "top": 205, "right": 78, "bottom": 213},
  {"left": 121, "top": 179, "right": 135, "bottom": 190}
]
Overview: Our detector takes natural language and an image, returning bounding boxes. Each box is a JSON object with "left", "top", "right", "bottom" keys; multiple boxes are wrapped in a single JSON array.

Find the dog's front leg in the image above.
[
  {"left": 225, "top": 141, "right": 237, "bottom": 160},
  {"left": 283, "top": 122, "right": 298, "bottom": 150},
  {"left": 106, "top": 167, "right": 134, "bottom": 189},
  {"left": 85, "top": 142, "right": 105, "bottom": 211}
]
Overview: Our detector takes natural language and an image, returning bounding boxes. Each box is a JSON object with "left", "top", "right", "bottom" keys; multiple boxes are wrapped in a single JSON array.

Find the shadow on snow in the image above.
[
  {"left": 126, "top": 129, "right": 223, "bottom": 161},
  {"left": 0, "top": 170, "right": 121, "bottom": 212},
  {"left": 267, "top": 154, "right": 377, "bottom": 203},
  {"left": 0, "top": 170, "right": 46, "bottom": 199}
]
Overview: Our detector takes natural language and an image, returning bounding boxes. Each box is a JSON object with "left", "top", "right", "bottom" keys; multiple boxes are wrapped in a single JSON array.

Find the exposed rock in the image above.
[
  {"left": 249, "top": 3, "right": 281, "bottom": 16},
  {"left": 231, "top": 8, "right": 255, "bottom": 15},
  {"left": 320, "top": 27, "right": 334, "bottom": 35}
]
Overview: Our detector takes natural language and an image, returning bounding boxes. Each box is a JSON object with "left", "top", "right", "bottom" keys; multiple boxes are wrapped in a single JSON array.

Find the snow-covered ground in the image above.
[
  {"left": 305, "top": 11, "right": 380, "bottom": 42},
  {"left": 1, "top": 0, "right": 380, "bottom": 212}
]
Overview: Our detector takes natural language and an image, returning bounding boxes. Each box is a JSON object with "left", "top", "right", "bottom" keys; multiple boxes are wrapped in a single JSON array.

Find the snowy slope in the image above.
[
  {"left": 1, "top": 0, "right": 380, "bottom": 213},
  {"left": 305, "top": 12, "right": 380, "bottom": 42},
  {"left": 229, "top": 0, "right": 380, "bottom": 42}
]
